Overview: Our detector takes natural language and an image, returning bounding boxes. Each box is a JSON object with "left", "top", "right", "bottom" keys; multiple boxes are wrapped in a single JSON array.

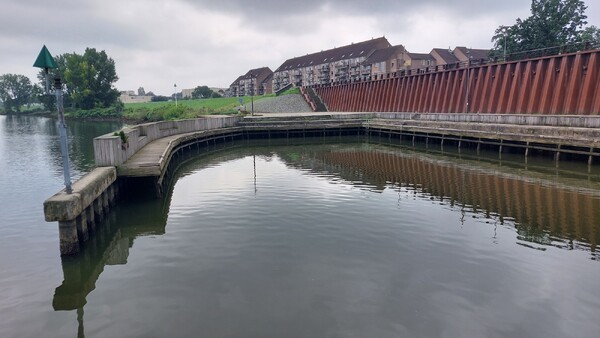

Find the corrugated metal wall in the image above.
[{"left": 315, "top": 49, "right": 600, "bottom": 115}]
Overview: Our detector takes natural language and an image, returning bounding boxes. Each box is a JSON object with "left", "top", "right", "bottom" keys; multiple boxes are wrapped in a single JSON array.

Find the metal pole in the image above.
[
  {"left": 174, "top": 84, "right": 178, "bottom": 107},
  {"left": 251, "top": 77, "right": 255, "bottom": 116},
  {"left": 465, "top": 51, "right": 470, "bottom": 113},
  {"left": 54, "top": 78, "right": 72, "bottom": 194},
  {"left": 503, "top": 33, "right": 507, "bottom": 61},
  {"left": 253, "top": 155, "right": 257, "bottom": 194},
  {"left": 44, "top": 69, "right": 50, "bottom": 94}
]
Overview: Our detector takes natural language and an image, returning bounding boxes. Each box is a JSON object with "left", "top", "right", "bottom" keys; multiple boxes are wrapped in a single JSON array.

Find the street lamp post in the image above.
[
  {"left": 465, "top": 49, "right": 471, "bottom": 114},
  {"left": 174, "top": 83, "right": 178, "bottom": 107},
  {"left": 251, "top": 77, "right": 255, "bottom": 116},
  {"left": 503, "top": 31, "right": 507, "bottom": 61}
]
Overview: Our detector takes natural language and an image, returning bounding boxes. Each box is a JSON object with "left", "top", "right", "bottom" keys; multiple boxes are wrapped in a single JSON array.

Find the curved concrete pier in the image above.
[{"left": 44, "top": 112, "right": 600, "bottom": 255}]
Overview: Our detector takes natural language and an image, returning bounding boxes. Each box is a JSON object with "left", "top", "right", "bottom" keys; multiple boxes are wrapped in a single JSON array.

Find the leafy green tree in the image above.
[
  {"left": 580, "top": 25, "right": 600, "bottom": 45},
  {"left": 492, "top": 0, "right": 589, "bottom": 55},
  {"left": 192, "top": 85, "right": 211, "bottom": 99},
  {"left": 37, "top": 48, "right": 119, "bottom": 110},
  {"left": 191, "top": 85, "right": 221, "bottom": 99},
  {"left": 0, "top": 74, "right": 33, "bottom": 112}
]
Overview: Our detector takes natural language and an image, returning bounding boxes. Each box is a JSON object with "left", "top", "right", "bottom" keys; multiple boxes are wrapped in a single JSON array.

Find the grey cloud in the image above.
[
  {"left": 182, "top": 0, "right": 525, "bottom": 21},
  {"left": 1, "top": 1, "right": 141, "bottom": 48},
  {"left": 177, "top": 0, "right": 530, "bottom": 39}
]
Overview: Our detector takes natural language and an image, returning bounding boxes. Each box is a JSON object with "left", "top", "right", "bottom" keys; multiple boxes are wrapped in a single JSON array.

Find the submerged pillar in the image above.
[{"left": 58, "top": 220, "right": 79, "bottom": 255}]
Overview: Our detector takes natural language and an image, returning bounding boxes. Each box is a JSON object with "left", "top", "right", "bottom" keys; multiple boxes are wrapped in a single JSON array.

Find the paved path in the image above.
[{"left": 118, "top": 134, "right": 180, "bottom": 176}]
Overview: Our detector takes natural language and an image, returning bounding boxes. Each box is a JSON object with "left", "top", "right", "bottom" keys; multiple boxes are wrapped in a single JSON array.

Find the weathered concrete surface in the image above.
[
  {"left": 44, "top": 167, "right": 117, "bottom": 222},
  {"left": 117, "top": 127, "right": 244, "bottom": 177},
  {"left": 113, "top": 112, "right": 600, "bottom": 180},
  {"left": 244, "top": 112, "right": 600, "bottom": 128},
  {"left": 368, "top": 119, "right": 600, "bottom": 148},
  {"left": 94, "top": 116, "right": 240, "bottom": 167}
]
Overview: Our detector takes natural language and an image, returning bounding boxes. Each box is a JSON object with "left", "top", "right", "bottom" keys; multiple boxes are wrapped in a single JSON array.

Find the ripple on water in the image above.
[{"left": 4, "top": 135, "right": 600, "bottom": 337}]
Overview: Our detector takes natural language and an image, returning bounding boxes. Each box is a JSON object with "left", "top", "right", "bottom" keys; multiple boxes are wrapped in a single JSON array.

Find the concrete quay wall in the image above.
[
  {"left": 45, "top": 112, "right": 600, "bottom": 256},
  {"left": 371, "top": 112, "right": 600, "bottom": 128},
  {"left": 45, "top": 116, "right": 241, "bottom": 255},
  {"left": 43, "top": 167, "right": 119, "bottom": 255},
  {"left": 93, "top": 116, "right": 241, "bottom": 167}
]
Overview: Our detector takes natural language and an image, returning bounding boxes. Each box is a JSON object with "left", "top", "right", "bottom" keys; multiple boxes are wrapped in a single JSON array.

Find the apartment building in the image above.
[
  {"left": 181, "top": 88, "right": 194, "bottom": 99},
  {"left": 230, "top": 43, "right": 490, "bottom": 96},
  {"left": 272, "top": 37, "right": 391, "bottom": 91},
  {"left": 362, "top": 45, "right": 406, "bottom": 78},
  {"left": 430, "top": 48, "right": 460, "bottom": 67},
  {"left": 398, "top": 52, "right": 436, "bottom": 71},
  {"left": 229, "top": 67, "right": 273, "bottom": 97}
]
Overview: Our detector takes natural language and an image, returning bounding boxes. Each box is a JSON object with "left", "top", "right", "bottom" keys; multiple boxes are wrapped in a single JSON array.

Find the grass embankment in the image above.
[
  {"left": 122, "top": 95, "right": 266, "bottom": 122},
  {"left": 6, "top": 87, "right": 298, "bottom": 122}
]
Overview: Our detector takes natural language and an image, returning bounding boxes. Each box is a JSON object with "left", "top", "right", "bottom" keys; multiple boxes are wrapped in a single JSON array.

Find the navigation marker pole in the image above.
[
  {"left": 55, "top": 78, "right": 73, "bottom": 194},
  {"left": 33, "top": 45, "right": 72, "bottom": 194}
]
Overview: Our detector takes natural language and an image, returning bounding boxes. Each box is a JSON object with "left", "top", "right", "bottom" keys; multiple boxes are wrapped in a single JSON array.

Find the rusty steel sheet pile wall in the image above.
[{"left": 315, "top": 49, "right": 600, "bottom": 115}]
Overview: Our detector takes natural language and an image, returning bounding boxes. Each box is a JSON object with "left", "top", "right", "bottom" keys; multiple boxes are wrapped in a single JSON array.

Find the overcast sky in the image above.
[{"left": 1, "top": 0, "right": 598, "bottom": 96}]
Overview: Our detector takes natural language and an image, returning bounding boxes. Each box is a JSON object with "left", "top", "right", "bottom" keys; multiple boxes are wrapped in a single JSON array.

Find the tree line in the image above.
[
  {"left": 1, "top": 48, "right": 120, "bottom": 113},
  {"left": 491, "top": 0, "right": 599, "bottom": 57}
]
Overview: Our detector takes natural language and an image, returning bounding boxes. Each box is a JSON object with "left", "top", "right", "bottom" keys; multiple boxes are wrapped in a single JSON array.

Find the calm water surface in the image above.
[{"left": 1, "top": 115, "right": 600, "bottom": 337}]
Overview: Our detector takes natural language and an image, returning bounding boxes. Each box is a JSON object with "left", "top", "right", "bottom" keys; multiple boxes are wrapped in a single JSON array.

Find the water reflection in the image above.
[
  {"left": 0, "top": 115, "right": 122, "bottom": 178},
  {"left": 277, "top": 143, "right": 600, "bottom": 258},
  {"left": 52, "top": 194, "right": 169, "bottom": 337},
  {"left": 53, "top": 196, "right": 169, "bottom": 311},
  {"left": 51, "top": 137, "right": 600, "bottom": 337}
]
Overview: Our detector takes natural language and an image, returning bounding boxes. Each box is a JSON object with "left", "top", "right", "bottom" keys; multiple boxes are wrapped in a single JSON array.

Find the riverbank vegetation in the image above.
[
  {"left": 120, "top": 95, "right": 271, "bottom": 122},
  {"left": 1, "top": 89, "right": 294, "bottom": 123}
]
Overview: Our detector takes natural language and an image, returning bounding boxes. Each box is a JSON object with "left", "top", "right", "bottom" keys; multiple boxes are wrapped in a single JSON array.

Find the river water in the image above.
[{"left": 1, "top": 115, "right": 600, "bottom": 337}]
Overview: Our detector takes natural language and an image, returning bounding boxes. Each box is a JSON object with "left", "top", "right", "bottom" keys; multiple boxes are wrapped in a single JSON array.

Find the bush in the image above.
[{"left": 65, "top": 101, "right": 124, "bottom": 118}]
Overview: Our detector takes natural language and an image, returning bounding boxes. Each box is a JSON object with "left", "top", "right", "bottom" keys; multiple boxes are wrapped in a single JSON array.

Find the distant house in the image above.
[
  {"left": 453, "top": 47, "right": 491, "bottom": 64},
  {"left": 229, "top": 67, "right": 273, "bottom": 97},
  {"left": 119, "top": 91, "right": 152, "bottom": 104},
  {"left": 362, "top": 45, "right": 406, "bottom": 78},
  {"left": 430, "top": 48, "right": 460, "bottom": 67},
  {"left": 399, "top": 52, "right": 436, "bottom": 71},
  {"left": 272, "top": 37, "right": 392, "bottom": 90},
  {"left": 181, "top": 88, "right": 194, "bottom": 99},
  {"left": 228, "top": 75, "right": 245, "bottom": 97}
]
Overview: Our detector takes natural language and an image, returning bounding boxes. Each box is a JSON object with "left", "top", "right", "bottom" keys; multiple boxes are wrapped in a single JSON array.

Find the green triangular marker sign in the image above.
[{"left": 33, "top": 45, "right": 57, "bottom": 69}]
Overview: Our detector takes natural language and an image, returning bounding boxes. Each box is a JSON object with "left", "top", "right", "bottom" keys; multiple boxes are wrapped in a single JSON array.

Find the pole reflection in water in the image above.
[{"left": 53, "top": 193, "right": 170, "bottom": 337}]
